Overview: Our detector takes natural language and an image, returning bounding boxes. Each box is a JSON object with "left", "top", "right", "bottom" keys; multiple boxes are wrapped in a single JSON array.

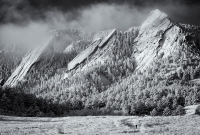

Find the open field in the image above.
[{"left": 0, "top": 115, "right": 200, "bottom": 135}]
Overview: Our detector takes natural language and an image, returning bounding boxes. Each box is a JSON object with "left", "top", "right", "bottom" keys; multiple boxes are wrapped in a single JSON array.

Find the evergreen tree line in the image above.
[{"left": 1, "top": 29, "right": 200, "bottom": 116}]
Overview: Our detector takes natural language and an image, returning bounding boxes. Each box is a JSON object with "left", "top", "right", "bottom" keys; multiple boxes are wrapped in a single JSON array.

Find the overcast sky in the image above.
[
  {"left": 0, "top": 0, "right": 200, "bottom": 47},
  {"left": 0, "top": 0, "right": 200, "bottom": 26}
]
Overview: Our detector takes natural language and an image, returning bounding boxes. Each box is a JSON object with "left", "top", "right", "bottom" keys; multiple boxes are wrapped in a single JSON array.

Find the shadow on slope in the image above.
[{"left": 0, "top": 87, "right": 70, "bottom": 117}]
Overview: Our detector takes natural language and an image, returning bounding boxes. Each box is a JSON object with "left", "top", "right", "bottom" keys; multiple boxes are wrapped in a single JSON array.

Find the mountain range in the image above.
[{"left": 0, "top": 9, "right": 200, "bottom": 116}]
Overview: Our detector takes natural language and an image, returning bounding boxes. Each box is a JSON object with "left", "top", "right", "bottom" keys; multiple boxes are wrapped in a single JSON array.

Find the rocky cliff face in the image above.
[
  {"left": 133, "top": 9, "right": 179, "bottom": 71},
  {"left": 3, "top": 37, "right": 53, "bottom": 88},
  {"left": 3, "top": 9, "right": 200, "bottom": 88},
  {"left": 3, "top": 9, "right": 200, "bottom": 116},
  {"left": 66, "top": 9, "right": 200, "bottom": 73},
  {"left": 67, "top": 29, "right": 117, "bottom": 71},
  {"left": 2, "top": 28, "right": 94, "bottom": 88},
  {"left": 62, "top": 9, "right": 200, "bottom": 84},
  {"left": 132, "top": 9, "right": 200, "bottom": 72}
]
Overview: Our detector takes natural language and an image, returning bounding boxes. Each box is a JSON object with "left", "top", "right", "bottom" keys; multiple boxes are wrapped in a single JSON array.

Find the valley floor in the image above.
[{"left": 0, "top": 115, "right": 200, "bottom": 135}]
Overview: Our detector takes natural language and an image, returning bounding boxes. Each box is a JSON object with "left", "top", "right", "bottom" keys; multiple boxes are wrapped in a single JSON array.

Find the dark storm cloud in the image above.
[
  {"left": 0, "top": 4, "right": 149, "bottom": 47},
  {"left": 0, "top": 0, "right": 200, "bottom": 48},
  {"left": 0, "top": 0, "right": 200, "bottom": 25}
]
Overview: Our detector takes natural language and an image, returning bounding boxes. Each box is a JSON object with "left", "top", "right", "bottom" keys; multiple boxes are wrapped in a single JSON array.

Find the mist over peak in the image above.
[
  {"left": 0, "top": 4, "right": 149, "bottom": 48},
  {"left": 0, "top": 0, "right": 200, "bottom": 48}
]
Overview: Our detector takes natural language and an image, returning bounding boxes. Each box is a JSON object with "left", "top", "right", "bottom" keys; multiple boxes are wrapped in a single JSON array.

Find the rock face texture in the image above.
[
  {"left": 67, "top": 29, "right": 117, "bottom": 71},
  {"left": 64, "top": 9, "right": 200, "bottom": 81},
  {"left": 133, "top": 9, "right": 176, "bottom": 71},
  {"left": 4, "top": 9, "right": 200, "bottom": 88},
  {"left": 4, "top": 37, "right": 53, "bottom": 88},
  {"left": 132, "top": 9, "right": 200, "bottom": 71},
  {"left": 92, "top": 30, "right": 116, "bottom": 41}
]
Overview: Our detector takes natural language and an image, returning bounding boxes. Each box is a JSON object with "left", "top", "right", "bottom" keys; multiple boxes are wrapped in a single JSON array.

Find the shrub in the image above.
[
  {"left": 175, "top": 105, "right": 185, "bottom": 115},
  {"left": 163, "top": 107, "right": 172, "bottom": 116},
  {"left": 150, "top": 108, "right": 158, "bottom": 116}
]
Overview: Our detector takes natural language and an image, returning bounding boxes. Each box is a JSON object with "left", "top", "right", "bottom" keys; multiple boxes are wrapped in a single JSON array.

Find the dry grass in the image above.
[{"left": 0, "top": 115, "right": 200, "bottom": 135}]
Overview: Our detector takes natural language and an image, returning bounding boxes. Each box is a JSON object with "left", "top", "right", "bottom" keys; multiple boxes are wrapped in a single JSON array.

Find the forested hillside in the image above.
[
  {"left": 0, "top": 9, "right": 200, "bottom": 117},
  {"left": 0, "top": 46, "right": 26, "bottom": 82}
]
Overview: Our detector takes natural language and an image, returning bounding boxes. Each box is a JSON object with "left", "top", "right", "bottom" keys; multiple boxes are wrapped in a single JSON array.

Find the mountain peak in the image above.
[
  {"left": 141, "top": 9, "right": 168, "bottom": 29},
  {"left": 149, "top": 9, "right": 168, "bottom": 19}
]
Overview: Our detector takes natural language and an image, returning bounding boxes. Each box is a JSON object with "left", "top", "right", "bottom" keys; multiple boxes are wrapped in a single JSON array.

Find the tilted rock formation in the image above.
[
  {"left": 63, "top": 28, "right": 139, "bottom": 79},
  {"left": 3, "top": 37, "right": 53, "bottom": 88},
  {"left": 92, "top": 29, "right": 117, "bottom": 41},
  {"left": 133, "top": 9, "right": 200, "bottom": 71},
  {"left": 134, "top": 9, "right": 174, "bottom": 71},
  {"left": 80, "top": 27, "right": 139, "bottom": 72},
  {"left": 67, "top": 29, "right": 117, "bottom": 71},
  {"left": 65, "top": 9, "right": 200, "bottom": 81},
  {"left": 4, "top": 9, "right": 200, "bottom": 89},
  {"left": 62, "top": 29, "right": 117, "bottom": 55}
]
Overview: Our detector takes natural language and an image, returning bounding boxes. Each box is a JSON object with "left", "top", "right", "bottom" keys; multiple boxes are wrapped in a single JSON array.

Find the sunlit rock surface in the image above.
[
  {"left": 4, "top": 37, "right": 53, "bottom": 88},
  {"left": 67, "top": 29, "right": 117, "bottom": 71},
  {"left": 134, "top": 9, "right": 200, "bottom": 71}
]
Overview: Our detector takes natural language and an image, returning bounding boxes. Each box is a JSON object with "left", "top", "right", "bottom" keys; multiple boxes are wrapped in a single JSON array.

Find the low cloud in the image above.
[
  {"left": 0, "top": 22, "right": 49, "bottom": 48},
  {"left": 0, "top": 1, "right": 199, "bottom": 48},
  {"left": 45, "top": 4, "right": 150, "bottom": 31},
  {"left": 0, "top": 4, "right": 151, "bottom": 48}
]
